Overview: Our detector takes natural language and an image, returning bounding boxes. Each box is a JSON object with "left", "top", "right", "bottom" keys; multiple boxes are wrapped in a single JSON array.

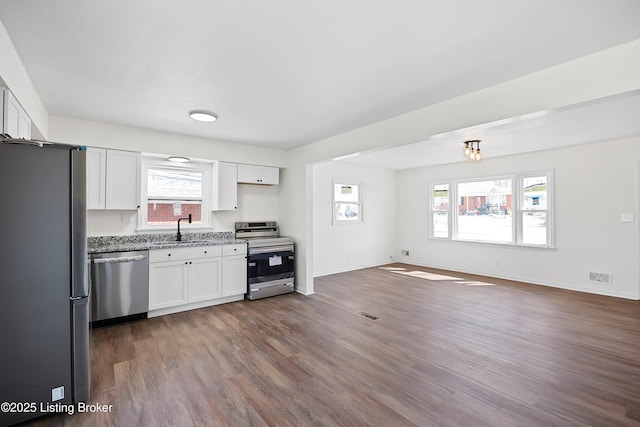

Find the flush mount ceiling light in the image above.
[
  {"left": 189, "top": 110, "right": 218, "bottom": 122},
  {"left": 167, "top": 156, "right": 190, "bottom": 163},
  {"left": 463, "top": 140, "right": 482, "bottom": 162}
]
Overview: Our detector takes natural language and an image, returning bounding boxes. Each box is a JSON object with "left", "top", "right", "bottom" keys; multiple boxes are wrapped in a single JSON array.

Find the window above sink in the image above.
[{"left": 138, "top": 157, "right": 212, "bottom": 232}]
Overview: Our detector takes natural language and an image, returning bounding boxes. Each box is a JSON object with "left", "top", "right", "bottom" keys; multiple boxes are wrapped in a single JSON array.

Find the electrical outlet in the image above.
[
  {"left": 122, "top": 213, "right": 134, "bottom": 224},
  {"left": 401, "top": 250, "right": 410, "bottom": 256}
]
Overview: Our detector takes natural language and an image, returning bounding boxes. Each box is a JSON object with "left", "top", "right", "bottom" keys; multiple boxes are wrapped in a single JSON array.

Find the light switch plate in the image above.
[
  {"left": 621, "top": 213, "right": 634, "bottom": 223},
  {"left": 51, "top": 386, "right": 64, "bottom": 401}
]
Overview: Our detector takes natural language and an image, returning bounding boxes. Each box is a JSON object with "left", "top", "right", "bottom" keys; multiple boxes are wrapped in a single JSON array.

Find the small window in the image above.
[
  {"left": 521, "top": 175, "right": 549, "bottom": 246},
  {"left": 431, "top": 183, "right": 449, "bottom": 238},
  {"left": 333, "top": 181, "right": 362, "bottom": 223},
  {"left": 140, "top": 159, "right": 211, "bottom": 230}
]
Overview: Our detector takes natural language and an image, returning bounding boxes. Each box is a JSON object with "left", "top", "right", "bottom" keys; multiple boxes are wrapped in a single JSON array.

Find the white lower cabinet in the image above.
[
  {"left": 189, "top": 257, "right": 222, "bottom": 302},
  {"left": 148, "top": 243, "right": 247, "bottom": 317},
  {"left": 222, "top": 244, "right": 247, "bottom": 297},
  {"left": 149, "top": 260, "right": 188, "bottom": 309}
]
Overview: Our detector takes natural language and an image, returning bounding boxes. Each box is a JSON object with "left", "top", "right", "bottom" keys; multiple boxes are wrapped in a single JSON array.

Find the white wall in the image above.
[
  {"left": 396, "top": 137, "right": 640, "bottom": 300},
  {"left": 0, "top": 21, "right": 48, "bottom": 138},
  {"left": 49, "top": 115, "right": 285, "bottom": 236},
  {"left": 312, "top": 161, "right": 396, "bottom": 276}
]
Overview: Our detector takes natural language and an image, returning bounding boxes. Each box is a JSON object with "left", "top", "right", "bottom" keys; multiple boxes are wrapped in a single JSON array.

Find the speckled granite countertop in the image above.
[{"left": 89, "top": 232, "right": 246, "bottom": 254}]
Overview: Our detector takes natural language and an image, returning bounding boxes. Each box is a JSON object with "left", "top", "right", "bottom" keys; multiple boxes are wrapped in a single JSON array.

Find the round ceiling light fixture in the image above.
[
  {"left": 167, "top": 156, "right": 190, "bottom": 163},
  {"left": 189, "top": 110, "right": 218, "bottom": 122}
]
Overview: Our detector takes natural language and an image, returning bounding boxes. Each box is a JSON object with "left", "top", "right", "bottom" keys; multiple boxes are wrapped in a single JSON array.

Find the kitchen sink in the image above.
[
  {"left": 148, "top": 242, "right": 176, "bottom": 248},
  {"left": 148, "top": 240, "right": 213, "bottom": 248}
]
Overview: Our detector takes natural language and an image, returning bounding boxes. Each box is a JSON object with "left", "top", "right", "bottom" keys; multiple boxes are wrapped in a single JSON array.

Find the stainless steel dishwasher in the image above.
[{"left": 90, "top": 250, "right": 149, "bottom": 323}]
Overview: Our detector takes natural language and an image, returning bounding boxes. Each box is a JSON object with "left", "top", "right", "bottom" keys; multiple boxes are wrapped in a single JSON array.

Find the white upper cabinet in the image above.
[
  {"left": 106, "top": 149, "right": 141, "bottom": 209},
  {"left": 87, "top": 147, "right": 141, "bottom": 210},
  {"left": 237, "top": 163, "right": 279, "bottom": 185},
  {"left": 1, "top": 87, "right": 31, "bottom": 139},
  {"left": 86, "top": 147, "right": 107, "bottom": 210},
  {"left": 212, "top": 161, "right": 238, "bottom": 211}
]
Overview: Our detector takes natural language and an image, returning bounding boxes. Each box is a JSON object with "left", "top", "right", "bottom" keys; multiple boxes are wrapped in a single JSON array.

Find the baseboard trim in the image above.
[
  {"left": 397, "top": 259, "right": 639, "bottom": 300},
  {"left": 313, "top": 260, "right": 395, "bottom": 278}
]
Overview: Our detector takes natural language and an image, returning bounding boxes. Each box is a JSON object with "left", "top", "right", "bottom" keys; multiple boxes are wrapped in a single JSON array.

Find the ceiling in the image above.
[
  {"left": 1, "top": 0, "right": 640, "bottom": 155},
  {"left": 342, "top": 90, "right": 640, "bottom": 169}
]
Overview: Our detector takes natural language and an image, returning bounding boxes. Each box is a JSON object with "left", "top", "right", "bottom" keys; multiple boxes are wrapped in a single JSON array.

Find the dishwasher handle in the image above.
[{"left": 93, "top": 254, "right": 147, "bottom": 264}]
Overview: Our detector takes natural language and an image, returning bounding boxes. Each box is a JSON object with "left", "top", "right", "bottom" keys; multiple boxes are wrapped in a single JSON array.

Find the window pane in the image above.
[
  {"left": 433, "top": 184, "right": 449, "bottom": 212},
  {"left": 432, "top": 184, "right": 449, "bottom": 237},
  {"left": 148, "top": 168, "right": 202, "bottom": 199},
  {"left": 147, "top": 200, "right": 202, "bottom": 225},
  {"left": 457, "top": 179, "right": 512, "bottom": 243},
  {"left": 433, "top": 212, "right": 448, "bottom": 238},
  {"left": 335, "top": 184, "right": 359, "bottom": 202},
  {"left": 335, "top": 202, "right": 360, "bottom": 221},
  {"left": 522, "top": 212, "right": 547, "bottom": 245},
  {"left": 523, "top": 176, "right": 547, "bottom": 209}
]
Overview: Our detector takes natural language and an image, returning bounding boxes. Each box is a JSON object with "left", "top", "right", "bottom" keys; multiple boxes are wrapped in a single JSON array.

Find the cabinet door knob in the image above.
[{"left": 204, "top": 250, "right": 207, "bottom": 254}]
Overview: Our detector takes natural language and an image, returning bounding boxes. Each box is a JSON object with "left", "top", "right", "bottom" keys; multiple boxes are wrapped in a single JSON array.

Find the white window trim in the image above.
[
  {"left": 332, "top": 178, "right": 363, "bottom": 225},
  {"left": 429, "top": 182, "right": 451, "bottom": 239},
  {"left": 138, "top": 157, "right": 212, "bottom": 232},
  {"left": 429, "top": 170, "right": 555, "bottom": 249}
]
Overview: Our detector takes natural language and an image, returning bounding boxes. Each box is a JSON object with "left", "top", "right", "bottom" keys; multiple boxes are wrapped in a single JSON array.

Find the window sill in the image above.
[{"left": 430, "top": 237, "right": 556, "bottom": 251}]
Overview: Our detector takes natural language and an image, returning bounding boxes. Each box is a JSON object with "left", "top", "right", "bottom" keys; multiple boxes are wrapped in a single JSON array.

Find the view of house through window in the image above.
[
  {"left": 521, "top": 176, "right": 548, "bottom": 245},
  {"left": 145, "top": 166, "right": 204, "bottom": 227},
  {"left": 432, "top": 184, "right": 449, "bottom": 238},
  {"left": 430, "top": 171, "right": 553, "bottom": 247},
  {"left": 457, "top": 179, "right": 513, "bottom": 243},
  {"left": 333, "top": 182, "right": 362, "bottom": 222}
]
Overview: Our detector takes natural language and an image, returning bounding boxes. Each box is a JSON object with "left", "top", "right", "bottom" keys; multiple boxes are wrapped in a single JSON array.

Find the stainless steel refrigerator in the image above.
[{"left": 0, "top": 140, "right": 90, "bottom": 426}]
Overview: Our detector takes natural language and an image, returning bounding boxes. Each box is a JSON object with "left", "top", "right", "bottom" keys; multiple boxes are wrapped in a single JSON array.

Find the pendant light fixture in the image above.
[{"left": 463, "top": 140, "right": 482, "bottom": 162}]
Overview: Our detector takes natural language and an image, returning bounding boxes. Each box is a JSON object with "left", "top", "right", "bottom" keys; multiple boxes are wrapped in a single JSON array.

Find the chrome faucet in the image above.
[{"left": 176, "top": 214, "right": 192, "bottom": 241}]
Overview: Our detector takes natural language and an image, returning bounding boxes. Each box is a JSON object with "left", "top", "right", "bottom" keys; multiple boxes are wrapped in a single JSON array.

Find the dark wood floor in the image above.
[{"left": 21, "top": 263, "right": 640, "bottom": 426}]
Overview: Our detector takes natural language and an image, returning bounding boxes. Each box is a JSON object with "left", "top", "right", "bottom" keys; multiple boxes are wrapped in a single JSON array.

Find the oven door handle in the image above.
[{"left": 248, "top": 244, "right": 294, "bottom": 254}]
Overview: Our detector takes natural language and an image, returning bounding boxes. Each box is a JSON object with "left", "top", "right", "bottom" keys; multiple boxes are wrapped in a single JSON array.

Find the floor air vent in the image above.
[
  {"left": 589, "top": 272, "right": 611, "bottom": 284},
  {"left": 359, "top": 312, "right": 378, "bottom": 320}
]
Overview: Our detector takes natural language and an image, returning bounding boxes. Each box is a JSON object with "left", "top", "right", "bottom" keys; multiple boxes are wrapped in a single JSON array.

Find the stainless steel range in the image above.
[{"left": 235, "top": 221, "right": 295, "bottom": 300}]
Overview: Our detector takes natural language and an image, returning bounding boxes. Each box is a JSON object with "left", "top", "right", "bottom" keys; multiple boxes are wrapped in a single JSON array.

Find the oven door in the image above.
[{"left": 247, "top": 249, "right": 294, "bottom": 283}]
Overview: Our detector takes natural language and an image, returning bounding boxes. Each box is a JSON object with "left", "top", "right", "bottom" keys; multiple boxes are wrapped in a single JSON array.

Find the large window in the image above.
[
  {"left": 430, "top": 171, "right": 553, "bottom": 247},
  {"left": 139, "top": 159, "right": 211, "bottom": 230},
  {"left": 333, "top": 180, "right": 363, "bottom": 223}
]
